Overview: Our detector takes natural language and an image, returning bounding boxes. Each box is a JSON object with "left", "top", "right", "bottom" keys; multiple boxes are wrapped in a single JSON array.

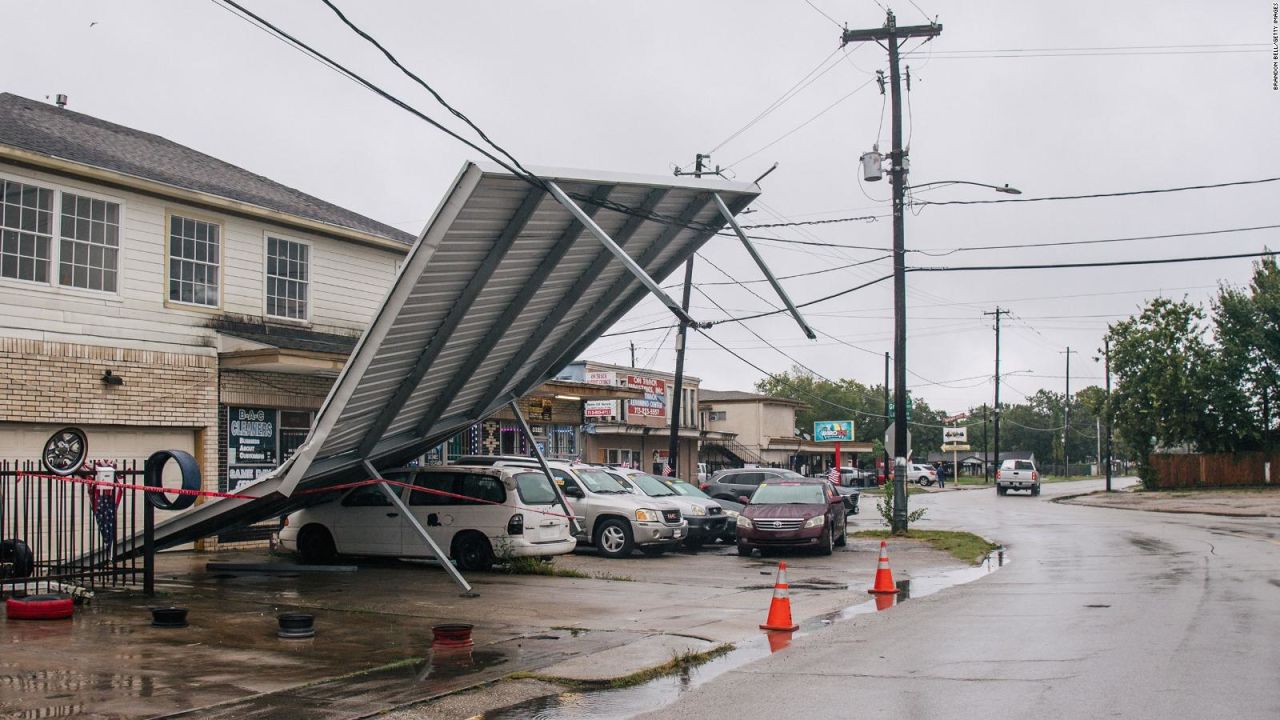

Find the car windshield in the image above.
[
  {"left": 514, "top": 472, "right": 559, "bottom": 505},
  {"left": 751, "top": 483, "right": 825, "bottom": 505},
  {"left": 773, "top": 470, "right": 807, "bottom": 480},
  {"left": 626, "top": 473, "right": 677, "bottom": 497},
  {"left": 576, "top": 468, "right": 629, "bottom": 493},
  {"left": 666, "top": 480, "right": 711, "bottom": 499}
]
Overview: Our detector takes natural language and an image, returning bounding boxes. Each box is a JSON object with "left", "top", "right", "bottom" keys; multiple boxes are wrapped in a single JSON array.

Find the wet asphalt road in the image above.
[{"left": 638, "top": 479, "right": 1280, "bottom": 720}]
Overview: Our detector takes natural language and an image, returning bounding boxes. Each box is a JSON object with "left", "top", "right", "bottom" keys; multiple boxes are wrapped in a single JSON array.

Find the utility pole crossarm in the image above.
[{"left": 841, "top": 22, "right": 942, "bottom": 45}]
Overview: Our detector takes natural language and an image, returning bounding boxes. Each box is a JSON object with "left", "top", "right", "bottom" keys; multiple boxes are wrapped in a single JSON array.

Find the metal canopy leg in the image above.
[
  {"left": 546, "top": 181, "right": 701, "bottom": 328},
  {"left": 362, "top": 460, "right": 475, "bottom": 597},
  {"left": 508, "top": 398, "right": 584, "bottom": 536},
  {"left": 712, "top": 193, "right": 817, "bottom": 340}
]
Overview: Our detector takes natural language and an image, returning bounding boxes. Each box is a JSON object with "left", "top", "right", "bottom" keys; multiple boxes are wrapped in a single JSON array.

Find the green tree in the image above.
[{"left": 1104, "top": 297, "right": 1214, "bottom": 486}]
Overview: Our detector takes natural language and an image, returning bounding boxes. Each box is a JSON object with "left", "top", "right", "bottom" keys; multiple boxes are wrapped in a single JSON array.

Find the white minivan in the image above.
[{"left": 278, "top": 465, "right": 576, "bottom": 571}]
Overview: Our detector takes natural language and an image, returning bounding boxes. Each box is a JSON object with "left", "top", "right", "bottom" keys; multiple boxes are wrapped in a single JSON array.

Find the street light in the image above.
[{"left": 908, "top": 180, "right": 1022, "bottom": 194}]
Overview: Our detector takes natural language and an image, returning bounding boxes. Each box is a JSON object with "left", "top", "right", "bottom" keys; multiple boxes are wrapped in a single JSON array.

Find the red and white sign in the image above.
[
  {"left": 584, "top": 400, "right": 616, "bottom": 417},
  {"left": 624, "top": 374, "right": 667, "bottom": 418}
]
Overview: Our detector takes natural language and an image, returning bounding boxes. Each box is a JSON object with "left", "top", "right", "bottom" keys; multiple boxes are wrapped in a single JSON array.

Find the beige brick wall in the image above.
[{"left": 219, "top": 370, "right": 333, "bottom": 411}]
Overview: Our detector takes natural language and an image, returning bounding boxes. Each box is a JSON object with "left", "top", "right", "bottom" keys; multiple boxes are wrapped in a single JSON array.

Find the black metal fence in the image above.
[{"left": 0, "top": 459, "right": 143, "bottom": 596}]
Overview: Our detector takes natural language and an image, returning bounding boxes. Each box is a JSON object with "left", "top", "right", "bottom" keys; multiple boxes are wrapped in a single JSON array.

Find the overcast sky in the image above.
[{"left": 5, "top": 0, "right": 1278, "bottom": 419}]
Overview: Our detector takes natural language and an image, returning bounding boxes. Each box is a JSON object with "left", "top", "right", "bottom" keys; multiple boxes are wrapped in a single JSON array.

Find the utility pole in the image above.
[
  {"left": 883, "top": 351, "right": 891, "bottom": 482},
  {"left": 983, "top": 403, "right": 990, "bottom": 482},
  {"left": 630, "top": 341, "right": 636, "bottom": 368},
  {"left": 666, "top": 257, "right": 694, "bottom": 478},
  {"left": 843, "top": 11, "right": 942, "bottom": 534},
  {"left": 1104, "top": 337, "right": 1113, "bottom": 492},
  {"left": 1061, "top": 347, "right": 1077, "bottom": 477},
  {"left": 668, "top": 153, "right": 707, "bottom": 479},
  {"left": 984, "top": 307, "right": 1009, "bottom": 474}
]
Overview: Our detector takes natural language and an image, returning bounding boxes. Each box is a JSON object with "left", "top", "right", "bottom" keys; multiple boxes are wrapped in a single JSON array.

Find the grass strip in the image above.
[
  {"left": 498, "top": 556, "right": 634, "bottom": 582},
  {"left": 508, "top": 643, "right": 734, "bottom": 690},
  {"left": 853, "top": 529, "right": 999, "bottom": 565}
]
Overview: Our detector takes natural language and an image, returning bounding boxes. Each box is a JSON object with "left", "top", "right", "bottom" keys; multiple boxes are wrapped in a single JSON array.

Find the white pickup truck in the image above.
[{"left": 996, "top": 459, "right": 1040, "bottom": 496}]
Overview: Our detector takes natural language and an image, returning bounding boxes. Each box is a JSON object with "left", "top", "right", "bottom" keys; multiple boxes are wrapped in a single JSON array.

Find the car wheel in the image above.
[
  {"left": 997, "top": 486, "right": 1007, "bottom": 496},
  {"left": 817, "top": 527, "right": 833, "bottom": 556},
  {"left": 1032, "top": 485, "right": 1041, "bottom": 496},
  {"left": 454, "top": 533, "right": 494, "bottom": 572},
  {"left": 595, "top": 519, "right": 634, "bottom": 558},
  {"left": 835, "top": 519, "right": 848, "bottom": 547},
  {"left": 736, "top": 542, "right": 753, "bottom": 557},
  {"left": 297, "top": 525, "right": 336, "bottom": 564}
]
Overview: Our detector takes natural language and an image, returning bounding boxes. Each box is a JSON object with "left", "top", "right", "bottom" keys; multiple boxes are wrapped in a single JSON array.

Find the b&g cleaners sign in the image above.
[{"left": 228, "top": 407, "right": 278, "bottom": 465}]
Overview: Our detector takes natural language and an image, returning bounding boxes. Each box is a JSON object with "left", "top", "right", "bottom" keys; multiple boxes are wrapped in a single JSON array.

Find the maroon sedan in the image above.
[{"left": 735, "top": 481, "right": 848, "bottom": 556}]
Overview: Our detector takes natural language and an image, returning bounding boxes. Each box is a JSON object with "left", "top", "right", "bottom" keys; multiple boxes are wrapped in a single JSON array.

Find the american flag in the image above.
[
  {"left": 827, "top": 466, "right": 841, "bottom": 484},
  {"left": 88, "top": 468, "right": 123, "bottom": 549},
  {"left": 662, "top": 463, "right": 673, "bottom": 477}
]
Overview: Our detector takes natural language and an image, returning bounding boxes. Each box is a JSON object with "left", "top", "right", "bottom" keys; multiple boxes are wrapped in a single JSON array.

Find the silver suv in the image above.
[
  {"left": 607, "top": 467, "right": 728, "bottom": 550},
  {"left": 454, "top": 456, "right": 686, "bottom": 558}
]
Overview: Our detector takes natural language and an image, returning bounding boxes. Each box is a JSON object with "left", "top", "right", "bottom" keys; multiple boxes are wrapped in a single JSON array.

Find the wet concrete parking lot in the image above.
[{"left": 1, "top": 526, "right": 973, "bottom": 719}]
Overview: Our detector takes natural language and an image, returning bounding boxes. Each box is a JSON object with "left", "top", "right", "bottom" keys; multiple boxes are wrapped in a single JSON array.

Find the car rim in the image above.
[{"left": 601, "top": 526, "right": 624, "bottom": 553}]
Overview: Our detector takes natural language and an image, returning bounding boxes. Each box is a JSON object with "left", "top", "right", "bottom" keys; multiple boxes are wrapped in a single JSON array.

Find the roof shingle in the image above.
[{"left": 0, "top": 93, "right": 414, "bottom": 245}]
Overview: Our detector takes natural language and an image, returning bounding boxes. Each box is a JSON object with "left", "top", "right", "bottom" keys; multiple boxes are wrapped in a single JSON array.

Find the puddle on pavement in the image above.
[{"left": 485, "top": 551, "right": 1008, "bottom": 720}]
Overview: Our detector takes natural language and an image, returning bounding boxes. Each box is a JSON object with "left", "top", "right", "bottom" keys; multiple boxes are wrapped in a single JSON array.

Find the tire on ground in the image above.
[
  {"left": 6, "top": 594, "right": 73, "bottom": 620},
  {"left": 594, "top": 518, "right": 635, "bottom": 559}
]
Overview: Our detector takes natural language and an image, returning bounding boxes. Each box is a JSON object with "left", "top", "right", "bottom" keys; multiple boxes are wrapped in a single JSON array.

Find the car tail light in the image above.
[
  {"left": 281, "top": 515, "right": 289, "bottom": 527},
  {"left": 507, "top": 514, "right": 524, "bottom": 535},
  {"left": 995, "top": 469, "right": 1001, "bottom": 480},
  {"left": 1032, "top": 471, "right": 1039, "bottom": 481},
  {"left": 700, "top": 483, "right": 710, "bottom": 491}
]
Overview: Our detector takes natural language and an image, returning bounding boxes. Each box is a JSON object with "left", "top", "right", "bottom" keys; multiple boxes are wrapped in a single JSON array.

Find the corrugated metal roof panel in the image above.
[{"left": 149, "top": 161, "right": 759, "bottom": 547}]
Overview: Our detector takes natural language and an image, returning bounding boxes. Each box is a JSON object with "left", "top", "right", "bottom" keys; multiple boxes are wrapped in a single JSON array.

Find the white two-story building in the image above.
[{"left": 0, "top": 93, "right": 413, "bottom": 546}]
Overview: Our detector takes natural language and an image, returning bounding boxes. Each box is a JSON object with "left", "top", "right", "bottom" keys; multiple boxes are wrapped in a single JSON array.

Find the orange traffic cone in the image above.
[
  {"left": 759, "top": 561, "right": 800, "bottom": 631},
  {"left": 766, "top": 629, "right": 793, "bottom": 653},
  {"left": 867, "top": 540, "right": 900, "bottom": 594},
  {"left": 873, "top": 593, "right": 896, "bottom": 611}
]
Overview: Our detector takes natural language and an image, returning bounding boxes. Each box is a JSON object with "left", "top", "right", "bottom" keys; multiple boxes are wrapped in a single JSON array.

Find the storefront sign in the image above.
[
  {"left": 625, "top": 374, "right": 667, "bottom": 418},
  {"left": 585, "top": 371, "right": 616, "bottom": 386},
  {"left": 584, "top": 400, "right": 616, "bottom": 417},
  {"left": 813, "top": 420, "right": 855, "bottom": 442},
  {"left": 228, "top": 407, "right": 277, "bottom": 465},
  {"left": 528, "top": 397, "right": 554, "bottom": 421}
]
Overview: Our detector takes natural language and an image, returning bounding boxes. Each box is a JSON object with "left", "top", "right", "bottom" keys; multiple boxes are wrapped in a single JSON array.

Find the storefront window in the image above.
[{"left": 279, "top": 410, "right": 313, "bottom": 462}]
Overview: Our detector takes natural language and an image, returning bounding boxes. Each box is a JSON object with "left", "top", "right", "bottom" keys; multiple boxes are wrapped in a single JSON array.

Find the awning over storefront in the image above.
[
  {"left": 766, "top": 437, "right": 876, "bottom": 454},
  {"left": 148, "top": 161, "right": 760, "bottom": 548}
]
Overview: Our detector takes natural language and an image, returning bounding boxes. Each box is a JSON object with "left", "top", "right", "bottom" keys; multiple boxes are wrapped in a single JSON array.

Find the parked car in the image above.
[
  {"left": 996, "top": 459, "right": 1040, "bottom": 496},
  {"left": 607, "top": 468, "right": 727, "bottom": 550},
  {"left": 908, "top": 463, "right": 938, "bottom": 486},
  {"left": 704, "top": 468, "right": 810, "bottom": 502},
  {"left": 653, "top": 476, "right": 743, "bottom": 543},
  {"left": 453, "top": 456, "right": 687, "bottom": 557},
  {"left": 697, "top": 462, "right": 710, "bottom": 484},
  {"left": 736, "top": 480, "right": 848, "bottom": 556},
  {"left": 278, "top": 465, "right": 576, "bottom": 571}
]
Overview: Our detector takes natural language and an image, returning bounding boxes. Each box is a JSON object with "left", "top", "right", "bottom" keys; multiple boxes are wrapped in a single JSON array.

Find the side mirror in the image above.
[
  {"left": 737, "top": 495, "right": 750, "bottom": 504},
  {"left": 563, "top": 486, "right": 584, "bottom": 499}
]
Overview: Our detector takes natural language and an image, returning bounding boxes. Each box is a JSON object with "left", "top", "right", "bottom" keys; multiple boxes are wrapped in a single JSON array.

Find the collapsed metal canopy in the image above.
[{"left": 149, "top": 161, "right": 761, "bottom": 548}]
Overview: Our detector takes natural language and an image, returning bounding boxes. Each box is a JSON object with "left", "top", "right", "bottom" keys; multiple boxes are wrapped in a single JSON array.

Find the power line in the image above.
[
  {"left": 724, "top": 76, "right": 878, "bottom": 169},
  {"left": 913, "top": 222, "right": 1280, "bottom": 256},
  {"left": 914, "top": 177, "right": 1280, "bottom": 207},
  {"left": 911, "top": 249, "right": 1277, "bottom": 273},
  {"left": 707, "top": 45, "right": 844, "bottom": 154},
  {"left": 740, "top": 214, "right": 882, "bottom": 229},
  {"left": 802, "top": 0, "right": 844, "bottom": 29}
]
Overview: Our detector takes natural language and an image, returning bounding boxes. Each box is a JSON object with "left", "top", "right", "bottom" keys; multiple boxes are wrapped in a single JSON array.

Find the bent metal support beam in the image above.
[
  {"left": 546, "top": 181, "right": 701, "bottom": 329},
  {"left": 508, "top": 398, "right": 583, "bottom": 536},
  {"left": 713, "top": 193, "right": 817, "bottom": 340},
  {"left": 365, "top": 460, "right": 475, "bottom": 596},
  {"left": 141, "top": 162, "right": 760, "bottom": 553}
]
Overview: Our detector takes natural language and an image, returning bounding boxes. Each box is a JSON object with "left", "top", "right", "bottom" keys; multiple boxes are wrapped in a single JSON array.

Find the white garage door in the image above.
[{"left": 0, "top": 423, "right": 196, "bottom": 466}]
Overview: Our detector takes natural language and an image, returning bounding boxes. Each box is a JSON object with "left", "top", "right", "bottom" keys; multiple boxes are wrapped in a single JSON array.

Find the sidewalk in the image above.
[{"left": 1057, "top": 486, "right": 1280, "bottom": 517}]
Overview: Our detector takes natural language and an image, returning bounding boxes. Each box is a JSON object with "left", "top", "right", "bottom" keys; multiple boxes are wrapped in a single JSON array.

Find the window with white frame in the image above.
[
  {"left": 168, "top": 214, "right": 220, "bottom": 306},
  {"left": 265, "top": 236, "right": 309, "bottom": 320},
  {"left": 59, "top": 192, "right": 120, "bottom": 292},
  {"left": 0, "top": 179, "right": 53, "bottom": 283}
]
